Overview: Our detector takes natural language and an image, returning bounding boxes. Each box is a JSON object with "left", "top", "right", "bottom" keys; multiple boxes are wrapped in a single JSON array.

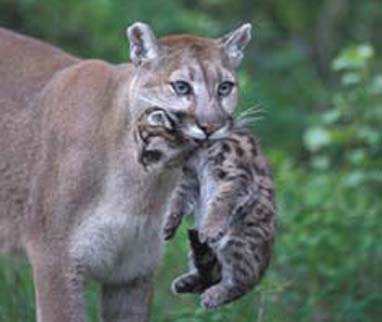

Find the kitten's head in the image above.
[{"left": 135, "top": 107, "right": 196, "bottom": 171}]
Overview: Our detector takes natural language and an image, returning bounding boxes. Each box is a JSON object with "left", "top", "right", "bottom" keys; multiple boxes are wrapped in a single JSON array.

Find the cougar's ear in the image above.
[
  {"left": 218, "top": 23, "right": 252, "bottom": 67},
  {"left": 126, "top": 22, "right": 161, "bottom": 66}
]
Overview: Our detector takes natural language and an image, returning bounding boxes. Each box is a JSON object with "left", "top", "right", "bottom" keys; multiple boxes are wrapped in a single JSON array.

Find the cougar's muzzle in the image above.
[{"left": 174, "top": 111, "right": 233, "bottom": 141}]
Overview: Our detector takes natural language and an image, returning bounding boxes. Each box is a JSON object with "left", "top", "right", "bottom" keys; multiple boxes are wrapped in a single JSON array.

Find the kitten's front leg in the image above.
[
  {"left": 162, "top": 209, "right": 184, "bottom": 241},
  {"left": 162, "top": 169, "right": 198, "bottom": 240}
]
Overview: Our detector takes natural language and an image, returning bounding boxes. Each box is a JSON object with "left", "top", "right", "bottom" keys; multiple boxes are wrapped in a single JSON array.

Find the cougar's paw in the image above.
[{"left": 171, "top": 272, "right": 203, "bottom": 294}]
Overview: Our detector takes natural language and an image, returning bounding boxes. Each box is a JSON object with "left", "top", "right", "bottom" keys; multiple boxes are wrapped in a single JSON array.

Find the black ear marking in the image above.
[{"left": 142, "top": 150, "right": 163, "bottom": 165}]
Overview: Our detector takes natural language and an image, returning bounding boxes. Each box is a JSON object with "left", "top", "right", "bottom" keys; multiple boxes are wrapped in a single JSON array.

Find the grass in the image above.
[
  {"left": 0, "top": 221, "right": 283, "bottom": 322},
  {"left": 1, "top": 166, "right": 381, "bottom": 322}
]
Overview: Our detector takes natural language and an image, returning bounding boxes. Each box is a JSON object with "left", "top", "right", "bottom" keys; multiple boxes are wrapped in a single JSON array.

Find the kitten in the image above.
[
  {"left": 135, "top": 107, "right": 276, "bottom": 309},
  {"left": 163, "top": 127, "right": 276, "bottom": 309}
]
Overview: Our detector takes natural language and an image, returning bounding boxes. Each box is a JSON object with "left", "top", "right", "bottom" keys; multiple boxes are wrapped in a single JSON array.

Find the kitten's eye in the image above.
[
  {"left": 171, "top": 81, "right": 192, "bottom": 96},
  {"left": 217, "top": 81, "right": 235, "bottom": 97}
]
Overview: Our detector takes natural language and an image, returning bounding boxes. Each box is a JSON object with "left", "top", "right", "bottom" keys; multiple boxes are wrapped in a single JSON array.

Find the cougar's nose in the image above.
[{"left": 198, "top": 115, "right": 234, "bottom": 140}]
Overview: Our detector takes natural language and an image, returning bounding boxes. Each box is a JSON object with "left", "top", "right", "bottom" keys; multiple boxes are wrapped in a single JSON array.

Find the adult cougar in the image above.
[{"left": 0, "top": 21, "right": 251, "bottom": 322}]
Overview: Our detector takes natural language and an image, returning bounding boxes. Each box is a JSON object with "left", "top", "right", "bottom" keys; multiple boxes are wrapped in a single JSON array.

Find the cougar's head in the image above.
[{"left": 126, "top": 22, "right": 252, "bottom": 141}]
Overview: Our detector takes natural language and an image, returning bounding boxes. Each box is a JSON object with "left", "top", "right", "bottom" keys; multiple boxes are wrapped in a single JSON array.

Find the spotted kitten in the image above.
[
  {"left": 135, "top": 107, "right": 276, "bottom": 309},
  {"left": 162, "top": 127, "right": 276, "bottom": 309}
]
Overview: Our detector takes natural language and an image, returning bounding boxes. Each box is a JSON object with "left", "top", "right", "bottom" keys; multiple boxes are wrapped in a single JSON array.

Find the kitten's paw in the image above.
[
  {"left": 162, "top": 220, "right": 179, "bottom": 241},
  {"left": 171, "top": 272, "right": 203, "bottom": 294},
  {"left": 162, "top": 226, "right": 176, "bottom": 241},
  {"left": 201, "top": 285, "right": 227, "bottom": 309}
]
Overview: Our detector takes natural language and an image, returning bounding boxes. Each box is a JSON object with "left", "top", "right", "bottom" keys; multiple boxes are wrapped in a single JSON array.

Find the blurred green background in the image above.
[{"left": 0, "top": 0, "right": 381, "bottom": 321}]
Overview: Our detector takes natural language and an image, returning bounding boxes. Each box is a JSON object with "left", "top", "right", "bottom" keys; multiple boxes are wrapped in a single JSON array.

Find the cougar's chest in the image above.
[{"left": 70, "top": 164, "right": 180, "bottom": 284}]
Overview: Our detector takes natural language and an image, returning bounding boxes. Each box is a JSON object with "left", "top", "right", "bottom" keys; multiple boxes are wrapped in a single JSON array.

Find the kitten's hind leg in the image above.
[
  {"left": 172, "top": 229, "right": 220, "bottom": 294},
  {"left": 171, "top": 270, "right": 205, "bottom": 294},
  {"left": 162, "top": 169, "right": 198, "bottom": 241},
  {"left": 201, "top": 238, "right": 256, "bottom": 309}
]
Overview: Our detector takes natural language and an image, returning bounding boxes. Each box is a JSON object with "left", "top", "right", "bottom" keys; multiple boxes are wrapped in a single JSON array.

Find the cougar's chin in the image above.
[{"left": 208, "top": 122, "right": 232, "bottom": 140}]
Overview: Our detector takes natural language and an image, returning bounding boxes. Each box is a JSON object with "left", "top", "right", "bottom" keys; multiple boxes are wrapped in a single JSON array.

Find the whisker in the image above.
[
  {"left": 235, "top": 116, "right": 264, "bottom": 127},
  {"left": 235, "top": 105, "right": 266, "bottom": 119},
  {"left": 234, "top": 104, "right": 268, "bottom": 127}
]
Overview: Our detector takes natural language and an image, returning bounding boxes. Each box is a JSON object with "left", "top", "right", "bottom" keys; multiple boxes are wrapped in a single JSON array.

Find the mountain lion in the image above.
[{"left": 0, "top": 21, "right": 251, "bottom": 322}]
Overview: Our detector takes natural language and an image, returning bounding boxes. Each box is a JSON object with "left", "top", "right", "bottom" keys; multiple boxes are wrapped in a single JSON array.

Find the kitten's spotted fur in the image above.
[
  {"left": 134, "top": 107, "right": 196, "bottom": 170},
  {"left": 163, "top": 128, "right": 276, "bottom": 308}
]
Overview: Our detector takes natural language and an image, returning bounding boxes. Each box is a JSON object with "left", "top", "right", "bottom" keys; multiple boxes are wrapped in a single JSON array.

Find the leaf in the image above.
[
  {"left": 341, "top": 71, "right": 362, "bottom": 86},
  {"left": 346, "top": 149, "right": 366, "bottom": 165},
  {"left": 370, "top": 74, "right": 382, "bottom": 95},
  {"left": 304, "top": 127, "right": 331, "bottom": 152},
  {"left": 342, "top": 171, "right": 366, "bottom": 187},
  {"left": 322, "top": 109, "right": 341, "bottom": 124},
  {"left": 332, "top": 44, "right": 374, "bottom": 71},
  {"left": 311, "top": 156, "right": 330, "bottom": 169}
]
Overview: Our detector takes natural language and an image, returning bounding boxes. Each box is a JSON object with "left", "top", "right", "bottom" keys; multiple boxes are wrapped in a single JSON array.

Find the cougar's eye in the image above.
[
  {"left": 171, "top": 81, "right": 192, "bottom": 96},
  {"left": 217, "top": 81, "right": 235, "bottom": 97}
]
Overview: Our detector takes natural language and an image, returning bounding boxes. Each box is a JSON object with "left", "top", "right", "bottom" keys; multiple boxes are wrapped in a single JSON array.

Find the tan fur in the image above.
[{"left": 0, "top": 22, "right": 251, "bottom": 322}]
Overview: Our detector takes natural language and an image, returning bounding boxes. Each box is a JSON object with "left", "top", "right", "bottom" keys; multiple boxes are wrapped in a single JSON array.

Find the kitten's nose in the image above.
[{"left": 199, "top": 123, "right": 215, "bottom": 136}]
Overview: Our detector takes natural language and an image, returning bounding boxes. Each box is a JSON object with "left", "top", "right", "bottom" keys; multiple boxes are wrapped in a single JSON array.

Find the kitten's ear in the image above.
[
  {"left": 218, "top": 23, "right": 252, "bottom": 67},
  {"left": 126, "top": 22, "right": 161, "bottom": 66},
  {"left": 147, "top": 110, "right": 173, "bottom": 130}
]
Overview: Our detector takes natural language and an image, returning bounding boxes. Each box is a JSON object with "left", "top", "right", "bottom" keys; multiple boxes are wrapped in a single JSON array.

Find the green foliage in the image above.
[
  {"left": 304, "top": 44, "right": 382, "bottom": 187},
  {"left": 294, "top": 45, "right": 382, "bottom": 320},
  {"left": 1, "top": 1, "right": 381, "bottom": 321}
]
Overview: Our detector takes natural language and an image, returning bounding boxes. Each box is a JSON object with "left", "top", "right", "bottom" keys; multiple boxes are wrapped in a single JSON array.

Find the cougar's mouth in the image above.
[
  {"left": 179, "top": 119, "right": 233, "bottom": 142},
  {"left": 166, "top": 110, "right": 233, "bottom": 142},
  {"left": 208, "top": 121, "right": 233, "bottom": 140}
]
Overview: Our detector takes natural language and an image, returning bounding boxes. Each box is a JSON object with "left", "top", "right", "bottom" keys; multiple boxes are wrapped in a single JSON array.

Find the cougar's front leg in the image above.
[
  {"left": 29, "top": 247, "right": 86, "bottom": 322},
  {"left": 101, "top": 277, "right": 153, "bottom": 322}
]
